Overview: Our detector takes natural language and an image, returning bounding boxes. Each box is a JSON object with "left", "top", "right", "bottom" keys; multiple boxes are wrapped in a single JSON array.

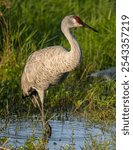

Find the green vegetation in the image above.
[
  {"left": 0, "top": 0, "right": 115, "bottom": 118},
  {"left": 0, "top": 2, "right": 115, "bottom": 149}
]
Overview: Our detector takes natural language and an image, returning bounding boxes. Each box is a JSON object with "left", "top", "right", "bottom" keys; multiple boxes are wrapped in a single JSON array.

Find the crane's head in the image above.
[{"left": 62, "top": 15, "right": 98, "bottom": 32}]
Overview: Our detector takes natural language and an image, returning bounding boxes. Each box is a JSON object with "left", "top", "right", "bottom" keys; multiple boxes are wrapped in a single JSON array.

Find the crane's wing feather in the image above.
[{"left": 22, "top": 46, "right": 68, "bottom": 87}]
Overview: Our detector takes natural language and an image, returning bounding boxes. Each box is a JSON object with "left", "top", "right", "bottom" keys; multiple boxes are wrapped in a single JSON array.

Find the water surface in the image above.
[{"left": 0, "top": 115, "right": 115, "bottom": 149}]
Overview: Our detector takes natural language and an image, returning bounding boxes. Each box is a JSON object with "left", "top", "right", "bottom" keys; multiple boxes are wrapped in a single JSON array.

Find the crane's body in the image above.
[
  {"left": 21, "top": 45, "right": 81, "bottom": 98},
  {"left": 21, "top": 15, "right": 97, "bottom": 136}
]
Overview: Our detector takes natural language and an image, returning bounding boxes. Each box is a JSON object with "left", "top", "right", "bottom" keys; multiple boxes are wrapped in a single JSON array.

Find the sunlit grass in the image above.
[{"left": 0, "top": 0, "right": 115, "bottom": 121}]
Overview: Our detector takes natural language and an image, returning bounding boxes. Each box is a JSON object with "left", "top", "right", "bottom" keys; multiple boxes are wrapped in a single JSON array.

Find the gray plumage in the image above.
[
  {"left": 90, "top": 67, "right": 116, "bottom": 80},
  {"left": 21, "top": 15, "right": 97, "bottom": 133}
]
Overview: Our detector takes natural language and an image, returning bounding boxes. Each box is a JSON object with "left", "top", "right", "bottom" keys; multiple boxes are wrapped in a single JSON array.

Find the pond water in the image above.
[{"left": 0, "top": 115, "right": 115, "bottom": 149}]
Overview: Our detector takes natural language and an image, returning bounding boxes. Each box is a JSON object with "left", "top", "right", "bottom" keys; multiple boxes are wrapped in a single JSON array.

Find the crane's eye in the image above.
[{"left": 73, "top": 16, "right": 84, "bottom": 25}]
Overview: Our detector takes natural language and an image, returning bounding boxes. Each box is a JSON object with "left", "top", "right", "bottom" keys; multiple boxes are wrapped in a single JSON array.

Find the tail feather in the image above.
[
  {"left": 22, "top": 94, "right": 26, "bottom": 99},
  {"left": 22, "top": 89, "right": 39, "bottom": 109},
  {"left": 22, "top": 89, "right": 37, "bottom": 99}
]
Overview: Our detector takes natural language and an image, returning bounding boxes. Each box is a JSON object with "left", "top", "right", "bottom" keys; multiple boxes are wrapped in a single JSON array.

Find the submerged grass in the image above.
[
  {"left": 0, "top": 0, "right": 116, "bottom": 121},
  {"left": 0, "top": 137, "right": 115, "bottom": 150},
  {"left": 0, "top": 115, "right": 115, "bottom": 150}
]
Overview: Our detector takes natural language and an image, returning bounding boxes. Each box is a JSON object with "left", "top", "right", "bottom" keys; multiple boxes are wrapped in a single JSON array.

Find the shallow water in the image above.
[{"left": 0, "top": 115, "right": 115, "bottom": 149}]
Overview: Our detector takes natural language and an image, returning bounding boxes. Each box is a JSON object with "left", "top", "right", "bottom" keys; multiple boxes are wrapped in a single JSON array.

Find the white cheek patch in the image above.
[{"left": 73, "top": 18, "right": 77, "bottom": 24}]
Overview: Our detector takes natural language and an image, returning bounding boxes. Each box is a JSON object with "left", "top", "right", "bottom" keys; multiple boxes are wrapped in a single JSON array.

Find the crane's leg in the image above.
[
  {"left": 37, "top": 90, "right": 52, "bottom": 138},
  {"left": 32, "top": 95, "right": 42, "bottom": 112},
  {"left": 37, "top": 90, "right": 45, "bottom": 128}
]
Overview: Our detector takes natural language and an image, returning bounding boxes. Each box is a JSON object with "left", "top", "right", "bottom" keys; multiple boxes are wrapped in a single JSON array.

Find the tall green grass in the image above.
[{"left": 0, "top": 0, "right": 116, "bottom": 119}]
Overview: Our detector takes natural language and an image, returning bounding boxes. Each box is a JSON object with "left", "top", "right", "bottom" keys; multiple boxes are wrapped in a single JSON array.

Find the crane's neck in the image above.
[{"left": 61, "top": 23, "right": 82, "bottom": 71}]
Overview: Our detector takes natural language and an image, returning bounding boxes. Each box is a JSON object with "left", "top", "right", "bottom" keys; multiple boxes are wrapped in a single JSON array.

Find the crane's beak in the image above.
[{"left": 82, "top": 22, "right": 98, "bottom": 33}]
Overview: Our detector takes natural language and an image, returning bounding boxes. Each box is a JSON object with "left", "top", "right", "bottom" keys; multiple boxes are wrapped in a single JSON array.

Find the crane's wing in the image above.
[{"left": 22, "top": 46, "right": 68, "bottom": 84}]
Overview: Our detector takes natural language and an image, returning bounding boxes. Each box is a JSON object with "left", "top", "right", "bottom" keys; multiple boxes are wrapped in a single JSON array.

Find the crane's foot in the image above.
[
  {"left": 42, "top": 118, "right": 52, "bottom": 138},
  {"left": 45, "top": 122, "right": 52, "bottom": 138},
  {"left": 41, "top": 121, "right": 52, "bottom": 143}
]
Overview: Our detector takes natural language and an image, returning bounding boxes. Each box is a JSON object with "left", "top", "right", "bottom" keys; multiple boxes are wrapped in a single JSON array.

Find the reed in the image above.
[{"left": 0, "top": 0, "right": 115, "bottom": 121}]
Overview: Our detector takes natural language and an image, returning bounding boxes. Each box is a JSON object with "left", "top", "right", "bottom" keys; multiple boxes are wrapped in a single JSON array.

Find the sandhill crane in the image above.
[
  {"left": 90, "top": 67, "right": 116, "bottom": 80},
  {"left": 21, "top": 15, "right": 98, "bottom": 136}
]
